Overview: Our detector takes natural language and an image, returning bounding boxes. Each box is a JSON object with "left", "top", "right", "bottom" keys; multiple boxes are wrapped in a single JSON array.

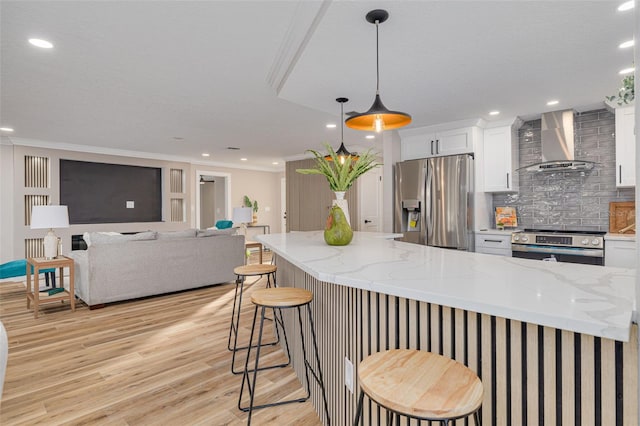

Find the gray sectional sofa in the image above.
[{"left": 68, "top": 229, "right": 245, "bottom": 308}]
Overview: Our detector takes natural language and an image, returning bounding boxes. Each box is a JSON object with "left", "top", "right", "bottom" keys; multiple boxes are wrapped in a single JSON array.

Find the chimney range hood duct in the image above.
[{"left": 519, "top": 110, "right": 596, "bottom": 172}]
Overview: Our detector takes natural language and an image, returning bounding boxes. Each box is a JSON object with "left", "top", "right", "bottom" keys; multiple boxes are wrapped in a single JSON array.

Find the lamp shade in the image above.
[
  {"left": 232, "top": 207, "right": 253, "bottom": 225},
  {"left": 30, "top": 205, "right": 69, "bottom": 229},
  {"left": 344, "top": 94, "right": 412, "bottom": 132}
]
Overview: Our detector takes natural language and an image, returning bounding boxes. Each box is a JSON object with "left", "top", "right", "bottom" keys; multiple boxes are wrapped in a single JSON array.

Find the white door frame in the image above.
[
  {"left": 280, "top": 177, "right": 286, "bottom": 233},
  {"left": 195, "top": 170, "right": 232, "bottom": 229}
]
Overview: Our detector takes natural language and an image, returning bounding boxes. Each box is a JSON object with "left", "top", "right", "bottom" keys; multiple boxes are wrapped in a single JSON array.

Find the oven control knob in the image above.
[
  {"left": 521, "top": 236, "right": 528, "bottom": 242},
  {"left": 592, "top": 239, "right": 600, "bottom": 246},
  {"left": 513, "top": 235, "right": 520, "bottom": 241},
  {"left": 581, "top": 238, "right": 589, "bottom": 245}
]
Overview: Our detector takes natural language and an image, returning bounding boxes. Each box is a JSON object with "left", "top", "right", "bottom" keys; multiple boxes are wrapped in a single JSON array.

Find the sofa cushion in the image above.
[
  {"left": 157, "top": 229, "right": 197, "bottom": 240},
  {"left": 196, "top": 228, "right": 236, "bottom": 237},
  {"left": 84, "top": 231, "right": 157, "bottom": 246}
]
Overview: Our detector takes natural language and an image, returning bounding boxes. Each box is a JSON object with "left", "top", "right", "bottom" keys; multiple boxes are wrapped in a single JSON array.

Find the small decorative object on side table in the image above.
[{"left": 26, "top": 256, "right": 75, "bottom": 319}]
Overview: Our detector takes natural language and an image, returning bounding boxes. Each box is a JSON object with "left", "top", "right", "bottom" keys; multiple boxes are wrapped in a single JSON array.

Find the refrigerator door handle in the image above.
[{"left": 425, "top": 163, "right": 433, "bottom": 245}]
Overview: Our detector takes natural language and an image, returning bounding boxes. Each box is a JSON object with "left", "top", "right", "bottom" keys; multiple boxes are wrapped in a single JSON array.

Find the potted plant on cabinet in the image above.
[{"left": 605, "top": 74, "right": 634, "bottom": 107}]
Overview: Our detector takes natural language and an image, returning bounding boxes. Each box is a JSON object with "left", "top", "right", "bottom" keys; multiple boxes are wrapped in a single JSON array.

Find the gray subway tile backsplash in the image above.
[{"left": 492, "top": 108, "right": 635, "bottom": 232}]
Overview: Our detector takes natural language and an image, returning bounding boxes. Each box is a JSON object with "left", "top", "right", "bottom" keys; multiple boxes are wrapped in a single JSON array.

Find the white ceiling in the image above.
[{"left": 0, "top": 1, "right": 635, "bottom": 171}]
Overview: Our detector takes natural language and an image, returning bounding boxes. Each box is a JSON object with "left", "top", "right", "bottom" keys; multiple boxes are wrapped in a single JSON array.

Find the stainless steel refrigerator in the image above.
[{"left": 394, "top": 155, "right": 474, "bottom": 250}]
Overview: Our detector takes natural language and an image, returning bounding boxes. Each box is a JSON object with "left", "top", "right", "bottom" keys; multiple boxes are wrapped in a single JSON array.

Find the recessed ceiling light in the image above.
[
  {"left": 619, "top": 39, "right": 635, "bottom": 49},
  {"left": 619, "top": 67, "right": 635, "bottom": 75},
  {"left": 489, "top": 111, "right": 500, "bottom": 116},
  {"left": 0, "top": 127, "right": 15, "bottom": 132},
  {"left": 28, "top": 38, "right": 53, "bottom": 49},
  {"left": 618, "top": 1, "right": 634, "bottom": 11},
  {"left": 272, "top": 162, "right": 279, "bottom": 165},
  {"left": 201, "top": 153, "right": 210, "bottom": 157},
  {"left": 365, "top": 135, "right": 375, "bottom": 139},
  {"left": 546, "top": 100, "right": 559, "bottom": 106},
  {"left": 326, "top": 124, "right": 337, "bottom": 129},
  {"left": 240, "top": 158, "right": 247, "bottom": 161}
]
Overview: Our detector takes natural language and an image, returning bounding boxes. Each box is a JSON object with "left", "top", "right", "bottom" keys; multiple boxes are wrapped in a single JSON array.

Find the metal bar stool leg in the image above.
[
  {"left": 228, "top": 276, "right": 242, "bottom": 351},
  {"left": 306, "top": 303, "right": 330, "bottom": 424},
  {"left": 354, "top": 390, "right": 365, "bottom": 426},
  {"left": 238, "top": 305, "right": 265, "bottom": 425}
]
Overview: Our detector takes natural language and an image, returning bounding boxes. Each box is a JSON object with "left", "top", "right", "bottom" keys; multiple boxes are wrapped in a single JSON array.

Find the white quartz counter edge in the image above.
[
  {"left": 257, "top": 231, "right": 636, "bottom": 342},
  {"left": 605, "top": 233, "right": 637, "bottom": 241}
]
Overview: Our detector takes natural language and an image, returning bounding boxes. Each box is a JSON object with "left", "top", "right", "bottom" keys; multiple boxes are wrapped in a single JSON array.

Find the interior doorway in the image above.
[
  {"left": 195, "top": 170, "right": 231, "bottom": 230},
  {"left": 280, "top": 177, "right": 286, "bottom": 233}
]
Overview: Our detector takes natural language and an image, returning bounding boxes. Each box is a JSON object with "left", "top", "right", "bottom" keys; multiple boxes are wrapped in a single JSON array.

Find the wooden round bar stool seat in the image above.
[
  {"left": 355, "top": 349, "right": 483, "bottom": 425},
  {"left": 228, "top": 264, "right": 279, "bottom": 375},
  {"left": 233, "top": 264, "right": 277, "bottom": 277},
  {"left": 250, "top": 287, "right": 312, "bottom": 308}
]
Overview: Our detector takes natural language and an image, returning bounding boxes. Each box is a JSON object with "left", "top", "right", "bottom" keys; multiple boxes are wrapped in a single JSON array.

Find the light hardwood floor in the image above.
[{"left": 0, "top": 254, "right": 322, "bottom": 425}]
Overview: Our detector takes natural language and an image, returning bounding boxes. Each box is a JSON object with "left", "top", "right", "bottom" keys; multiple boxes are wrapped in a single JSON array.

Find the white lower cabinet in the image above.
[
  {"left": 605, "top": 235, "right": 637, "bottom": 268},
  {"left": 474, "top": 231, "right": 512, "bottom": 256}
]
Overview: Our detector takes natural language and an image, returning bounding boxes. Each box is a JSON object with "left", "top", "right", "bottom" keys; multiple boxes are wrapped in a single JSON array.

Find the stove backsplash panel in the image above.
[{"left": 492, "top": 108, "right": 635, "bottom": 232}]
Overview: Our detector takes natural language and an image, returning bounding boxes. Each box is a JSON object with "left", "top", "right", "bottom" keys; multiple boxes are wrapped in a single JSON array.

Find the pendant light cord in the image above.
[
  {"left": 375, "top": 20, "right": 380, "bottom": 95},
  {"left": 341, "top": 102, "right": 344, "bottom": 142}
]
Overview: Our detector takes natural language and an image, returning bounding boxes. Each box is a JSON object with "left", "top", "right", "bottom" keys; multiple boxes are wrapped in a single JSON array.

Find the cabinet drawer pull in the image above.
[
  {"left": 619, "top": 165, "right": 622, "bottom": 184},
  {"left": 430, "top": 140, "right": 434, "bottom": 155},
  {"left": 436, "top": 139, "right": 440, "bottom": 154},
  {"left": 484, "top": 239, "right": 504, "bottom": 243},
  {"left": 506, "top": 172, "right": 510, "bottom": 188}
]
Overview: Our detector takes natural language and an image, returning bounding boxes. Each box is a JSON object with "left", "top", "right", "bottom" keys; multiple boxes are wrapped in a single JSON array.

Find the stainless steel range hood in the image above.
[{"left": 519, "top": 110, "right": 596, "bottom": 172}]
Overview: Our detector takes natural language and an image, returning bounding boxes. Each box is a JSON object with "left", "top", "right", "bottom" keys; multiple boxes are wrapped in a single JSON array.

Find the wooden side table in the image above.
[
  {"left": 26, "top": 256, "right": 75, "bottom": 319},
  {"left": 245, "top": 241, "right": 263, "bottom": 264}
]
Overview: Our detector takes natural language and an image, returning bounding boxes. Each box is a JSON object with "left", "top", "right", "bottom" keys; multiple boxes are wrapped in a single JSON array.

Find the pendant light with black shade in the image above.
[
  {"left": 326, "top": 97, "right": 359, "bottom": 164},
  {"left": 345, "top": 9, "right": 411, "bottom": 133}
]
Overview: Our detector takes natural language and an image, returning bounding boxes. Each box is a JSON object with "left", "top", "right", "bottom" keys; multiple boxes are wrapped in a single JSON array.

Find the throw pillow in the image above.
[
  {"left": 215, "top": 220, "right": 233, "bottom": 230},
  {"left": 86, "top": 231, "right": 157, "bottom": 246},
  {"left": 157, "top": 229, "right": 197, "bottom": 240},
  {"left": 196, "top": 228, "right": 236, "bottom": 237}
]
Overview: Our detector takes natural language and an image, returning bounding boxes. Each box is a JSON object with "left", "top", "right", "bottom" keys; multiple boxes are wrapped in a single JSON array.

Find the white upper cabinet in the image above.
[
  {"left": 482, "top": 125, "right": 519, "bottom": 192},
  {"left": 615, "top": 106, "right": 636, "bottom": 188},
  {"left": 434, "top": 127, "right": 473, "bottom": 156},
  {"left": 400, "top": 124, "right": 476, "bottom": 161},
  {"left": 401, "top": 133, "right": 432, "bottom": 161}
]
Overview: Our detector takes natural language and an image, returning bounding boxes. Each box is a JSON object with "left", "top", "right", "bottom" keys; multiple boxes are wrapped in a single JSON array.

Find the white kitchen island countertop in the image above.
[{"left": 257, "top": 231, "right": 636, "bottom": 342}]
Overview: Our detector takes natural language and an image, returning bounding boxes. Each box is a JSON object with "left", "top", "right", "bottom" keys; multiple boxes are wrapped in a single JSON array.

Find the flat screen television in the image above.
[{"left": 60, "top": 160, "right": 162, "bottom": 224}]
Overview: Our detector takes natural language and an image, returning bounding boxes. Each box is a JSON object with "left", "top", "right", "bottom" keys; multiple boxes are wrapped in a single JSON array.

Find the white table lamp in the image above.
[
  {"left": 30, "top": 205, "right": 69, "bottom": 259},
  {"left": 232, "top": 207, "right": 253, "bottom": 236}
]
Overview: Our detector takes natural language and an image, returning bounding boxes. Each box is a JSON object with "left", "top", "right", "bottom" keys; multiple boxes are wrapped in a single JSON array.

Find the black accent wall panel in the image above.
[{"left": 60, "top": 160, "right": 162, "bottom": 224}]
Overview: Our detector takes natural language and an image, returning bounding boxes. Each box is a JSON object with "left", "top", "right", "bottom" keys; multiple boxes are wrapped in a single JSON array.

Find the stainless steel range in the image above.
[{"left": 511, "top": 229, "right": 605, "bottom": 266}]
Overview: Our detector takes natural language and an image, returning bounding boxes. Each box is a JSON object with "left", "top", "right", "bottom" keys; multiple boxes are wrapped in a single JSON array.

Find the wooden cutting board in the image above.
[{"left": 609, "top": 202, "right": 636, "bottom": 234}]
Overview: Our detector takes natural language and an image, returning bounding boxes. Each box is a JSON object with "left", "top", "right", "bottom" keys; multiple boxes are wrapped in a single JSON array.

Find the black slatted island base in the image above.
[{"left": 257, "top": 231, "right": 638, "bottom": 426}]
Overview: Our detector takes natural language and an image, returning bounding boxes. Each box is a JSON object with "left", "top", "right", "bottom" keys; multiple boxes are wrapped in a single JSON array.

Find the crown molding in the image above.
[{"left": 266, "top": 0, "right": 332, "bottom": 95}]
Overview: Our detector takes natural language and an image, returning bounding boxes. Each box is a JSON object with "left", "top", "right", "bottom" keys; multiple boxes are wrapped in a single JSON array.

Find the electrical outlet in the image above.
[{"left": 344, "top": 357, "right": 354, "bottom": 393}]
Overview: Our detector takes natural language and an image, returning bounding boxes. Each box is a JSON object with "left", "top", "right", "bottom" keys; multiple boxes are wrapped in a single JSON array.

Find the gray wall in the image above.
[{"left": 493, "top": 108, "right": 635, "bottom": 232}]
